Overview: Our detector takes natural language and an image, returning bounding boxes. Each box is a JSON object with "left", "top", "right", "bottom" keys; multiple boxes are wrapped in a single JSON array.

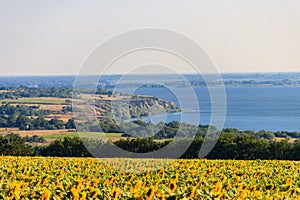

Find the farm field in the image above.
[
  {"left": 0, "top": 129, "right": 71, "bottom": 137},
  {"left": 0, "top": 129, "right": 74, "bottom": 145},
  {"left": 0, "top": 121, "right": 123, "bottom": 145},
  {"left": 1, "top": 97, "right": 68, "bottom": 104},
  {"left": 0, "top": 157, "right": 299, "bottom": 199},
  {"left": 0, "top": 129, "right": 123, "bottom": 145},
  {"left": 0, "top": 96, "right": 73, "bottom": 126},
  {"left": 2, "top": 98, "right": 67, "bottom": 104},
  {"left": 42, "top": 132, "right": 122, "bottom": 140}
]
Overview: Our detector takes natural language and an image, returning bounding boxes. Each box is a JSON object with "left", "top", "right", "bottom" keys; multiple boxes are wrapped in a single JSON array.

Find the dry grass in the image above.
[
  {"left": 44, "top": 113, "right": 73, "bottom": 122},
  {"left": 0, "top": 128, "right": 19, "bottom": 133},
  {"left": 0, "top": 129, "right": 76, "bottom": 145},
  {"left": 274, "top": 137, "right": 298, "bottom": 143},
  {"left": 2, "top": 97, "right": 69, "bottom": 104},
  {"left": 0, "top": 129, "right": 72, "bottom": 137},
  {"left": 39, "top": 104, "right": 65, "bottom": 111},
  {"left": 4, "top": 103, "right": 65, "bottom": 111}
]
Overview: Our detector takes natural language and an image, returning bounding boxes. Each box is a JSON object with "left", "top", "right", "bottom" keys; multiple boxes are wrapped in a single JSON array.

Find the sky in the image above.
[{"left": 0, "top": 0, "right": 299, "bottom": 75}]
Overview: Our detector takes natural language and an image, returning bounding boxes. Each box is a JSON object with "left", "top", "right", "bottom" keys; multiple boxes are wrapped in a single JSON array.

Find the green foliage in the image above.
[
  {"left": 0, "top": 86, "right": 72, "bottom": 99},
  {"left": 0, "top": 104, "right": 71, "bottom": 130},
  {"left": 1, "top": 131, "right": 300, "bottom": 160},
  {"left": 39, "top": 137, "right": 91, "bottom": 157},
  {"left": 0, "top": 104, "right": 50, "bottom": 117},
  {"left": 23, "top": 135, "right": 45, "bottom": 143},
  {"left": 114, "top": 137, "right": 169, "bottom": 153},
  {"left": 33, "top": 134, "right": 300, "bottom": 160},
  {"left": 0, "top": 133, "right": 34, "bottom": 156},
  {"left": 95, "top": 88, "right": 113, "bottom": 96}
]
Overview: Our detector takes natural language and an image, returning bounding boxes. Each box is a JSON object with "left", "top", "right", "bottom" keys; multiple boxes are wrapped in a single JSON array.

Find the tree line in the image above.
[
  {"left": 0, "top": 113, "right": 75, "bottom": 130},
  {"left": 99, "top": 120, "right": 300, "bottom": 140},
  {"left": 0, "top": 104, "right": 75, "bottom": 130},
  {"left": 2, "top": 132, "right": 300, "bottom": 160},
  {"left": 0, "top": 86, "right": 72, "bottom": 99}
]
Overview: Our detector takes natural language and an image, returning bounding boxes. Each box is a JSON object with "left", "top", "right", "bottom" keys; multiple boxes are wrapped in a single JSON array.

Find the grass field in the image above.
[
  {"left": 41, "top": 132, "right": 79, "bottom": 139},
  {"left": 42, "top": 132, "right": 122, "bottom": 140},
  {"left": 44, "top": 113, "right": 73, "bottom": 122},
  {"left": 0, "top": 157, "right": 299, "bottom": 199},
  {"left": 2, "top": 97, "right": 68, "bottom": 104},
  {"left": 0, "top": 129, "right": 72, "bottom": 137},
  {"left": 0, "top": 129, "right": 123, "bottom": 145}
]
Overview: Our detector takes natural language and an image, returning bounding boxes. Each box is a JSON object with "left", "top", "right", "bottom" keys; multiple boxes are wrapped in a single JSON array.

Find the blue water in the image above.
[{"left": 126, "top": 86, "right": 300, "bottom": 132}]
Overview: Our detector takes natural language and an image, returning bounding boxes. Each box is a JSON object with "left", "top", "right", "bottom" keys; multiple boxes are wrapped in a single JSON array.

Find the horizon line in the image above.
[{"left": 1, "top": 71, "right": 300, "bottom": 77}]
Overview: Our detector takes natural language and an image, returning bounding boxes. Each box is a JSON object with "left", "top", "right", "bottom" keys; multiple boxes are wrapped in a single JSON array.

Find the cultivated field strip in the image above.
[{"left": 0, "top": 157, "right": 300, "bottom": 199}]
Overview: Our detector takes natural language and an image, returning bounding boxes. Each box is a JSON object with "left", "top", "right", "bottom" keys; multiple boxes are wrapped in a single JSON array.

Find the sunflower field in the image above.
[{"left": 0, "top": 156, "right": 300, "bottom": 199}]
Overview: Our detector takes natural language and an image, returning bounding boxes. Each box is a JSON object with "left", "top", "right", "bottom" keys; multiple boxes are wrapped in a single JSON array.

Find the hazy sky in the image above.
[{"left": 0, "top": 0, "right": 299, "bottom": 75}]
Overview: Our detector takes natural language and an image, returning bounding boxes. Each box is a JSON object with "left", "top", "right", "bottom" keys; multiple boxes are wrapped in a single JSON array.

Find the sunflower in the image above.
[
  {"left": 169, "top": 181, "right": 177, "bottom": 194},
  {"left": 146, "top": 186, "right": 155, "bottom": 200},
  {"left": 211, "top": 181, "right": 222, "bottom": 196}
]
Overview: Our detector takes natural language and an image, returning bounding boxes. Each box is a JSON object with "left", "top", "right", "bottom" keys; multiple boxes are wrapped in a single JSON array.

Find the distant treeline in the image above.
[
  {"left": 222, "top": 79, "right": 300, "bottom": 86},
  {"left": 1, "top": 74, "right": 300, "bottom": 89},
  {"left": 0, "top": 114, "right": 75, "bottom": 130},
  {"left": 0, "top": 104, "right": 52, "bottom": 117},
  {"left": 98, "top": 120, "right": 300, "bottom": 140},
  {"left": 189, "top": 79, "right": 300, "bottom": 87},
  {"left": 0, "top": 104, "right": 75, "bottom": 130},
  {"left": 0, "top": 115, "right": 63, "bottom": 130},
  {"left": 2, "top": 129, "right": 300, "bottom": 160},
  {"left": 35, "top": 133, "right": 300, "bottom": 160},
  {"left": 0, "top": 86, "right": 72, "bottom": 99},
  {"left": 63, "top": 119, "right": 300, "bottom": 140},
  {"left": 100, "top": 78, "right": 300, "bottom": 88}
]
